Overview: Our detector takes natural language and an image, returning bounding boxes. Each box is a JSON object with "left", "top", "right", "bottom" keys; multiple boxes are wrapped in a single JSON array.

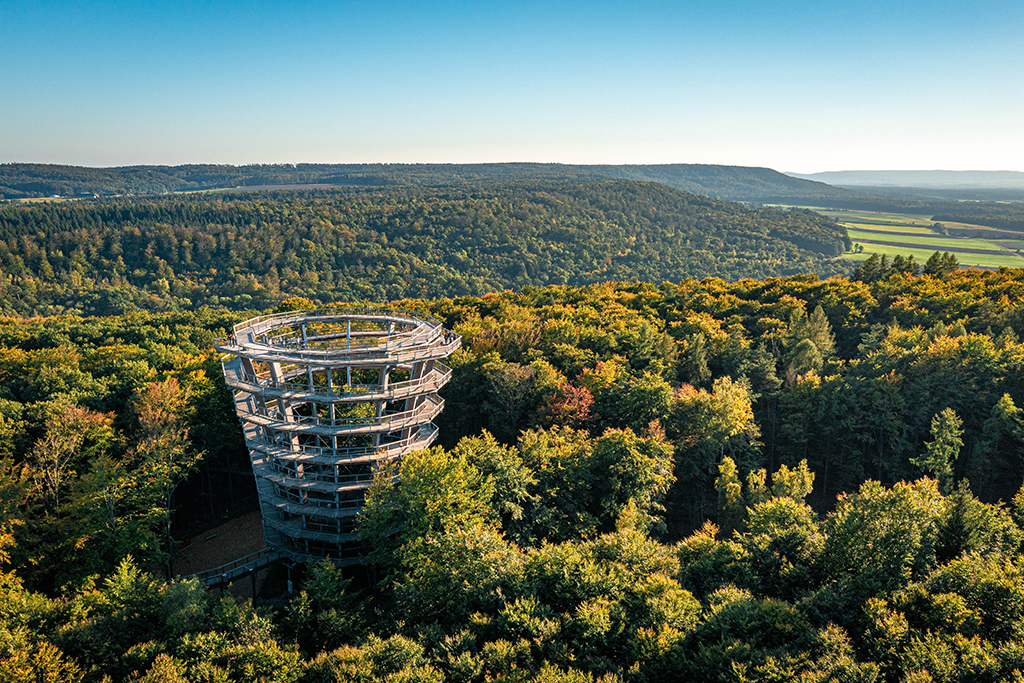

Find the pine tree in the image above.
[
  {"left": 912, "top": 408, "right": 962, "bottom": 493},
  {"left": 784, "top": 305, "right": 834, "bottom": 380},
  {"left": 853, "top": 253, "right": 887, "bottom": 282},
  {"left": 924, "top": 251, "right": 960, "bottom": 276},
  {"left": 890, "top": 254, "right": 919, "bottom": 276},
  {"left": 683, "top": 332, "right": 712, "bottom": 387},
  {"left": 785, "top": 305, "right": 835, "bottom": 359}
]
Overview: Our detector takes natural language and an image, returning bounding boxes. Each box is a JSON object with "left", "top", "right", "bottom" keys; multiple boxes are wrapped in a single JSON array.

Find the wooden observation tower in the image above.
[{"left": 216, "top": 308, "right": 459, "bottom": 562}]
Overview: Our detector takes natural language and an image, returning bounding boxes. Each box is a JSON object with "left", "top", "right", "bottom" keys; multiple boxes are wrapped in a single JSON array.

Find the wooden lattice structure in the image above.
[{"left": 216, "top": 308, "right": 459, "bottom": 561}]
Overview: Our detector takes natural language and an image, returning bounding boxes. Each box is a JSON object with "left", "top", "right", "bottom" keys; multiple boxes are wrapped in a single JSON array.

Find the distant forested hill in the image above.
[
  {"left": 590, "top": 163, "right": 862, "bottom": 202},
  {"left": 0, "top": 164, "right": 196, "bottom": 198},
  {"left": 0, "top": 161, "right": 856, "bottom": 203},
  {"left": 0, "top": 181, "right": 850, "bottom": 316}
]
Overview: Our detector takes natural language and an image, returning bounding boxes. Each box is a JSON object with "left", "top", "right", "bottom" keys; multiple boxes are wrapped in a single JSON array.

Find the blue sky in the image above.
[{"left": 1, "top": 0, "right": 1022, "bottom": 171}]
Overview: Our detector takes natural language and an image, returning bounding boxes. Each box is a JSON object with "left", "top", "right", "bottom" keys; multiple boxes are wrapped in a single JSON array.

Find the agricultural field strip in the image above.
[
  {"left": 839, "top": 246, "right": 1024, "bottom": 268},
  {"left": 778, "top": 206, "right": 932, "bottom": 224},
  {"left": 789, "top": 205, "right": 1024, "bottom": 268},
  {"left": 828, "top": 211, "right": 1020, "bottom": 236},
  {"left": 843, "top": 217, "right": 1024, "bottom": 241},
  {"left": 842, "top": 220, "right": 936, "bottom": 231},
  {"left": 847, "top": 235, "right": 1017, "bottom": 257},
  {"left": 845, "top": 224, "right": 940, "bottom": 237},
  {"left": 818, "top": 210, "right": 935, "bottom": 225},
  {"left": 845, "top": 229, "right": 1015, "bottom": 253}
]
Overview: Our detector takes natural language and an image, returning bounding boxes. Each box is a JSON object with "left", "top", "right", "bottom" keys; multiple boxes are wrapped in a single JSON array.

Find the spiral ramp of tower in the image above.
[{"left": 215, "top": 308, "right": 460, "bottom": 563}]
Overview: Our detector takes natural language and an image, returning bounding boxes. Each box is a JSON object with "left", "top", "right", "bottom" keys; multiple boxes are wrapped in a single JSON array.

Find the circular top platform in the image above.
[{"left": 216, "top": 307, "right": 459, "bottom": 366}]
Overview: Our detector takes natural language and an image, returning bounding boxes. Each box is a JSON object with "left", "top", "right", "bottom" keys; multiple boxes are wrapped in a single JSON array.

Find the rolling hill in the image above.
[{"left": 0, "top": 162, "right": 858, "bottom": 203}]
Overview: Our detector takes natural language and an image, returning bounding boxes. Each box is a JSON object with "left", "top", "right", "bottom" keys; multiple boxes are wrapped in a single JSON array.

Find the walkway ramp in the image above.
[{"left": 182, "top": 547, "right": 283, "bottom": 588}]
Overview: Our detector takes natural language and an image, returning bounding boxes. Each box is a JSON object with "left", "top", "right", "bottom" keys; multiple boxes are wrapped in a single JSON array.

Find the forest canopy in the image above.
[{"left": 5, "top": 265, "right": 1024, "bottom": 681}]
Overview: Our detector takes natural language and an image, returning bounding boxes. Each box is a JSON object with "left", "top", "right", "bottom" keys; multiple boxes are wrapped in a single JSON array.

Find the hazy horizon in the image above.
[
  {"left": 5, "top": 161, "right": 1024, "bottom": 176},
  {"left": 2, "top": 1, "right": 1022, "bottom": 173}
]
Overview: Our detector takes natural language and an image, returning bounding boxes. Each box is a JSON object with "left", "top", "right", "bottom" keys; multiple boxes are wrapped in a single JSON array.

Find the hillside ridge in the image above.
[{"left": 0, "top": 161, "right": 853, "bottom": 203}]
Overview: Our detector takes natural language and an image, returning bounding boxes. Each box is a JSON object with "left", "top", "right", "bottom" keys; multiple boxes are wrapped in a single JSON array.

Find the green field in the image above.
[
  {"left": 823, "top": 208, "right": 1024, "bottom": 270},
  {"left": 816, "top": 209, "right": 935, "bottom": 226},
  {"left": 842, "top": 246, "right": 1024, "bottom": 269},
  {"left": 843, "top": 222, "right": 938, "bottom": 235},
  {"left": 845, "top": 229, "right": 1010, "bottom": 252}
]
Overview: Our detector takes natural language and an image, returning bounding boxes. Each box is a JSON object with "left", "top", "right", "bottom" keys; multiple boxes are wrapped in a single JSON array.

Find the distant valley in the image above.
[{"left": 788, "top": 169, "right": 1024, "bottom": 190}]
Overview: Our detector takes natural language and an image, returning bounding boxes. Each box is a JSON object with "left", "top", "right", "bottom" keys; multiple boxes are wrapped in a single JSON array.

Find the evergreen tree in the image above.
[
  {"left": 890, "top": 254, "right": 920, "bottom": 276},
  {"left": 784, "top": 305, "right": 834, "bottom": 379},
  {"left": 683, "top": 332, "right": 712, "bottom": 387},
  {"left": 924, "top": 251, "right": 960, "bottom": 276},
  {"left": 785, "top": 305, "right": 835, "bottom": 360},
  {"left": 912, "top": 408, "right": 962, "bottom": 493},
  {"left": 853, "top": 253, "right": 893, "bottom": 282}
]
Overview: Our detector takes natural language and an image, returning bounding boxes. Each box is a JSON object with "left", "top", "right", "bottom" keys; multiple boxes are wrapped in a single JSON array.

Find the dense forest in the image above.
[
  {"left": 6, "top": 265, "right": 1024, "bottom": 681},
  {"left": 0, "top": 182, "right": 851, "bottom": 316}
]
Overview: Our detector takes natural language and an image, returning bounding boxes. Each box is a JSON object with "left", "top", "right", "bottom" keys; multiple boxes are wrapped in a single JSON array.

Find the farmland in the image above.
[{"left": 818, "top": 208, "right": 1024, "bottom": 269}]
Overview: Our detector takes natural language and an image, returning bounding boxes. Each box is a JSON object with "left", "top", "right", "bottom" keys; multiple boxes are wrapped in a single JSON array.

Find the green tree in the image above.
[
  {"left": 770, "top": 459, "right": 814, "bottom": 502},
  {"left": 395, "top": 523, "right": 523, "bottom": 626},
  {"left": 589, "top": 428, "right": 675, "bottom": 534},
  {"left": 786, "top": 338, "right": 823, "bottom": 380},
  {"left": 284, "top": 560, "right": 365, "bottom": 654},
  {"left": 59, "top": 453, "right": 162, "bottom": 581},
  {"left": 450, "top": 432, "right": 539, "bottom": 547},
  {"left": 784, "top": 305, "right": 835, "bottom": 380},
  {"left": 668, "top": 377, "right": 761, "bottom": 527},
  {"left": 853, "top": 253, "right": 889, "bottom": 282},
  {"left": 820, "top": 479, "right": 945, "bottom": 592},
  {"left": 0, "top": 460, "right": 29, "bottom": 568},
  {"left": 131, "top": 378, "right": 203, "bottom": 577},
  {"left": 0, "top": 636, "right": 83, "bottom": 683},
  {"left": 682, "top": 333, "right": 712, "bottom": 387},
  {"left": 616, "top": 372, "right": 674, "bottom": 434},
  {"left": 969, "top": 394, "right": 1024, "bottom": 501},
  {"left": 519, "top": 426, "right": 675, "bottom": 540},
  {"left": 358, "top": 446, "right": 495, "bottom": 569},
  {"left": 716, "top": 456, "right": 744, "bottom": 536},
  {"left": 923, "top": 251, "right": 960, "bottom": 276},
  {"left": 925, "top": 553, "right": 1024, "bottom": 642},
  {"left": 28, "top": 401, "right": 114, "bottom": 516},
  {"left": 742, "top": 497, "right": 819, "bottom": 601},
  {"left": 890, "top": 254, "right": 920, "bottom": 276},
  {"left": 483, "top": 359, "right": 538, "bottom": 442},
  {"left": 912, "top": 408, "right": 962, "bottom": 494},
  {"left": 935, "top": 485, "right": 1022, "bottom": 564}
]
